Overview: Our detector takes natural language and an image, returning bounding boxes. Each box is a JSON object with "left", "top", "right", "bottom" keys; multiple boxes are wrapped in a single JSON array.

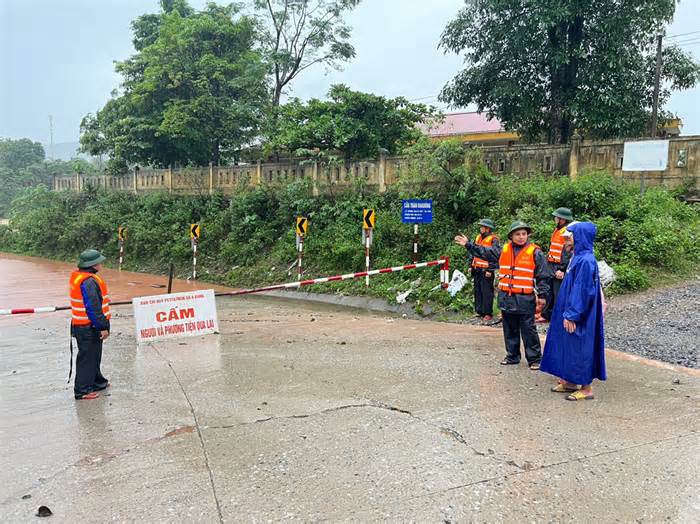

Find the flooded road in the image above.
[
  {"left": 1, "top": 254, "right": 698, "bottom": 522},
  {"left": 0, "top": 252, "right": 233, "bottom": 312}
]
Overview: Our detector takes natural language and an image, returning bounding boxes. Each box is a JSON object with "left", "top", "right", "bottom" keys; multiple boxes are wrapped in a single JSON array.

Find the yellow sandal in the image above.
[
  {"left": 551, "top": 383, "right": 578, "bottom": 393},
  {"left": 566, "top": 390, "right": 594, "bottom": 401}
]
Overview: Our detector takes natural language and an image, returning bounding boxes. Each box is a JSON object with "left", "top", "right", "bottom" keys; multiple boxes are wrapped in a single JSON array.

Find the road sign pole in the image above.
[
  {"left": 118, "top": 239, "right": 124, "bottom": 271},
  {"left": 294, "top": 216, "right": 309, "bottom": 282},
  {"left": 192, "top": 238, "right": 198, "bottom": 280},
  {"left": 365, "top": 231, "right": 371, "bottom": 287},
  {"left": 413, "top": 224, "right": 419, "bottom": 263},
  {"left": 297, "top": 235, "right": 304, "bottom": 281}
]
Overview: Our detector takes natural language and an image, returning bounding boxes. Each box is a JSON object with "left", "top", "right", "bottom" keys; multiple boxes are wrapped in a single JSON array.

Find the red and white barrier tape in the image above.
[
  {"left": 218, "top": 258, "right": 449, "bottom": 297},
  {"left": 0, "top": 258, "right": 450, "bottom": 315},
  {"left": 0, "top": 306, "right": 61, "bottom": 315}
]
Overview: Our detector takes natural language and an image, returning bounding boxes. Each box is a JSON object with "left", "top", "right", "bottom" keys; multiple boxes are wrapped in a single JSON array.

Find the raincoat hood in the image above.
[{"left": 569, "top": 221, "right": 596, "bottom": 255}]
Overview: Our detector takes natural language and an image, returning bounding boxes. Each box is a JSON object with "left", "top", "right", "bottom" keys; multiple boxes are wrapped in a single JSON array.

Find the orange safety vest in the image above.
[
  {"left": 547, "top": 226, "right": 567, "bottom": 263},
  {"left": 472, "top": 233, "right": 498, "bottom": 269},
  {"left": 498, "top": 242, "right": 538, "bottom": 295},
  {"left": 69, "top": 270, "right": 111, "bottom": 326}
]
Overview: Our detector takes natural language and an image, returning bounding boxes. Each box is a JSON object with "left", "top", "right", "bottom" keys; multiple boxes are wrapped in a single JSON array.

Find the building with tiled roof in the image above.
[{"left": 419, "top": 111, "right": 519, "bottom": 145}]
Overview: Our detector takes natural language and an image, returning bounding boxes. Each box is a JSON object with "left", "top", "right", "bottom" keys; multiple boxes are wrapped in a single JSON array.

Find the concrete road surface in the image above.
[{"left": 1, "top": 254, "right": 698, "bottom": 522}]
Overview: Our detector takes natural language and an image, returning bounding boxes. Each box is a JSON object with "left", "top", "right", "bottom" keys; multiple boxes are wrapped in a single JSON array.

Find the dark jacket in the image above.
[
  {"left": 466, "top": 240, "right": 551, "bottom": 314},
  {"left": 77, "top": 267, "right": 110, "bottom": 332}
]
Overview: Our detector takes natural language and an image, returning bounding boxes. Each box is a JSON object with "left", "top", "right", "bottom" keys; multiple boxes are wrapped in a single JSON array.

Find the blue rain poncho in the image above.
[{"left": 540, "top": 222, "right": 607, "bottom": 385}]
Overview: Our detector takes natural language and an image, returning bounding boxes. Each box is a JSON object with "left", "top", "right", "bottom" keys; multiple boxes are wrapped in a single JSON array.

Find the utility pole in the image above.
[{"left": 650, "top": 32, "right": 663, "bottom": 137}]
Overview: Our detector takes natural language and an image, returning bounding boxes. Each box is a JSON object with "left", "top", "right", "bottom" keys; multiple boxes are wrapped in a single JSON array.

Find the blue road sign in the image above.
[{"left": 402, "top": 199, "right": 433, "bottom": 224}]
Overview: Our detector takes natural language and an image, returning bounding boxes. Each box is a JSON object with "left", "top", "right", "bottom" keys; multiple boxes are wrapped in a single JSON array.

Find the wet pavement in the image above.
[{"left": 1, "top": 254, "right": 699, "bottom": 522}]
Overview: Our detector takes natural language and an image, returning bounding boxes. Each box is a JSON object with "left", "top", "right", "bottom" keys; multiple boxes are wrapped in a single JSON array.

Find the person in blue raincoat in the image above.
[{"left": 540, "top": 221, "right": 606, "bottom": 401}]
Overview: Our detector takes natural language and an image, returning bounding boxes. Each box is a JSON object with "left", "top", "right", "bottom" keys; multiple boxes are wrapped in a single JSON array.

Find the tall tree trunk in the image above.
[
  {"left": 547, "top": 24, "right": 565, "bottom": 144},
  {"left": 273, "top": 83, "right": 282, "bottom": 107},
  {"left": 559, "top": 15, "right": 584, "bottom": 144},
  {"left": 548, "top": 14, "right": 584, "bottom": 145}
]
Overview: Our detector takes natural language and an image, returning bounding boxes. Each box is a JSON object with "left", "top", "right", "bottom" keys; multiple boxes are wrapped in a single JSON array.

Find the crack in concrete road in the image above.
[
  {"left": 205, "top": 400, "right": 525, "bottom": 471},
  {"left": 151, "top": 344, "right": 224, "bottom": 524},
  {"left": 334, "top": 431, "right": 699, "bottom": 521},
  {"left": 396, "top": 430, "right": 700, "bottom": 503},
  {"left": 143, "top": 357, "right": 698, "bottom": 521},
  {"left": 204, "top": 402, "right": 411, "bottom": 429}
]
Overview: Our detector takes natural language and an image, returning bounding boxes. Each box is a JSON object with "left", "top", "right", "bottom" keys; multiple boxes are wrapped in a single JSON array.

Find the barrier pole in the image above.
[
  {"left": 440, "top": 256, "right": 450, "bottom": 289},
  {"left": 1, "top": 259, "right": 449, "bottom": 315},
  {"left": 167, "top": 263, "right": 174, "bottom": 294},
  {"left": 218, "top": 258, "right": 446, "bottom": 298}
]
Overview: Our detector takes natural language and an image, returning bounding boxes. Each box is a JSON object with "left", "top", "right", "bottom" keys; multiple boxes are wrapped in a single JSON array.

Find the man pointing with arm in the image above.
[{"left": 456, "top": 221, "right": 551, "bottom": 369}]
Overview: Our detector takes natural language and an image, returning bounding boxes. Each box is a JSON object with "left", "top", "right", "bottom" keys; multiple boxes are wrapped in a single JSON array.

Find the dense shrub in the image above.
[{"left": 1, "top": 156, "right": 698, "bottom": 313}]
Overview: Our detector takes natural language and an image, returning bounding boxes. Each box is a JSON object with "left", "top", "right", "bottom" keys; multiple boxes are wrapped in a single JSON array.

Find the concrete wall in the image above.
[{"left": 54, "top": 136, "right": 699, "bottom": 194}]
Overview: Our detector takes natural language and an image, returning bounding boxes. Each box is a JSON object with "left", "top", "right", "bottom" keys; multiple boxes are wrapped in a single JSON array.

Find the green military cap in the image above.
[
  {"left": 478, "top": 218, "right": 495, "bottom": 229},
  {"left": 552, "top": 207, "right": 574, "bottom": 222},
  {"left": 77, "top": 249, "right": 106, "bottom": 268},
  {"left": 508, "top": 220, "right": 532, "bottom": 237}
]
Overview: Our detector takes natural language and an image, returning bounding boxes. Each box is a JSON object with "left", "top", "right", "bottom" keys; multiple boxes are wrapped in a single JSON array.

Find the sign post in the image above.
[
  {"left": 133, "top": 289, "right": 219, "bottom": 343},
  {"left": 117, "top": 226, "right": 127, "bottom": 271},
  {"left": 295, "top": 216, "right": 308, "bottom": 281},
  {"left": 362, "top": 209, "right": 375, "bottom": 287},
  {"left": 190, "top": 223, "right": 201, "bottom": 280},
  {"left": 622, "top": 140, "right": 670, "bottom": 195},
  {"left": 401, "top": 199, "right": 433, "bottom": 262}
]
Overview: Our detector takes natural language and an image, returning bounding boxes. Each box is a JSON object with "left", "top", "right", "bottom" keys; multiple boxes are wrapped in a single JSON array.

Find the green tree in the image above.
[
  {"left": 439, "top": 0, "right": 700, "bottom": 144},
  {"left": 255, "top": 0, "right": 360, "bottom": 107},
  {"left": 0, "top": 138, "right": 45, "bottom": 171},
  {"left": 271, "top": 84, "right": 435, "bottom": 161},
  {"left": 0, "top": 138, "right": 47, "bottom": 215},
  {"left": 80, "top": 1, "right": 270, "bottom": 170}
]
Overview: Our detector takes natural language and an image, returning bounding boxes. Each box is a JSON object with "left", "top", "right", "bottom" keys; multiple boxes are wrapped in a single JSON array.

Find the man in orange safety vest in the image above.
[
  {"left": 69, "top": 249, "right": 111, "bottom": 400},
  {"left": 541, "top": 207, "right": 574, "bottom": 322}
]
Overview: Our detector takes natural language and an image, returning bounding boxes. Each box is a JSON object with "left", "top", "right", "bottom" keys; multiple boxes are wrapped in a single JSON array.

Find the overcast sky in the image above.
[{"left": 1, "top": 0, "right": 699, "bottom": 146}]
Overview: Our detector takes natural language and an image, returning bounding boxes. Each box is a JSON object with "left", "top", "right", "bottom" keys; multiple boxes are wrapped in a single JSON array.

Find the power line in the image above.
[
  {"left": 667, "top": 38, "right": 700, "bottom": 48},
  {"left": 668, "top": 36, "right": 700, "bottom": 45},
  {"left": 407, "top": 94, "right": 440, "bottom": 102},
  {"left": 666, "top": 30, "right": 700, "bottom": 40}
]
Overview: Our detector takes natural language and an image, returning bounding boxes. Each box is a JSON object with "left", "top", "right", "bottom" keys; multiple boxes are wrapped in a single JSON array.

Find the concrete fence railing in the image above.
[{"left": 53, "top": 136, "right": 699, "bottom": 195}]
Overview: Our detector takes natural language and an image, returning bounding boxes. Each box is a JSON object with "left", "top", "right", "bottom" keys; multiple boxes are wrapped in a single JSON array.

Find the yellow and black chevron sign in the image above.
[
  {"left": 363, "top": 209, "right": 375, "bottom": 229},
  {"left": 295, "top": 216, "right": 308, "bottom": 236},
  {"left": 118, "top": 226, "right": 127, "bottom": 241},
  {"left": 190, "top": 223, "right": 201, "bottom": 239}
]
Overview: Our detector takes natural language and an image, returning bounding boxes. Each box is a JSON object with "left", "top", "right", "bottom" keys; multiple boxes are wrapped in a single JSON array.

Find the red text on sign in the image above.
[{"left": 155, "top": 307, "right": 196, "bottom": 323}]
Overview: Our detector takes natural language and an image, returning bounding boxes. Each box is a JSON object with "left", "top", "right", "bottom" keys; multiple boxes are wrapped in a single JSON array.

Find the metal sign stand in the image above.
[
  {"left": 413, "top": 223, "right": 419, "bottom": 263},
  {"left": 191, "top": 237, "right": 198, "bottom": 280},
  {"left": 297, "top": 234, "right": 304, "bottom": 281},
  {"left": 118, "top": 226, "right": 126, "bottom": 271},
  {"left": 295, "top": 216, "right": 308, "bottom": 281},
  {"left": 362, "top": 228, "right": 373, "bottom": 287}
]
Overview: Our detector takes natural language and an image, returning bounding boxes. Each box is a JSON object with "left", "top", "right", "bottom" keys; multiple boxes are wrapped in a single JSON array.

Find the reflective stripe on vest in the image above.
[
  {"left": 498, "top": 242, "right": 538, "bottom": 295},
  {"left": 547, "top": 227, "right": 567, "bottom": 263},
  {"left": 69, "top": 270, "right": 111, "bottom": 326},
  {"left": 472, "top": 233, "right": 497, "bottom": 268}
]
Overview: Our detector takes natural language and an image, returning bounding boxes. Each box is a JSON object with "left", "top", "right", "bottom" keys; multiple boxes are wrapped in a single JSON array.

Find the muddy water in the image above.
[{"left": 0, "top": 252, "right": 234, "bottom": 312}]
